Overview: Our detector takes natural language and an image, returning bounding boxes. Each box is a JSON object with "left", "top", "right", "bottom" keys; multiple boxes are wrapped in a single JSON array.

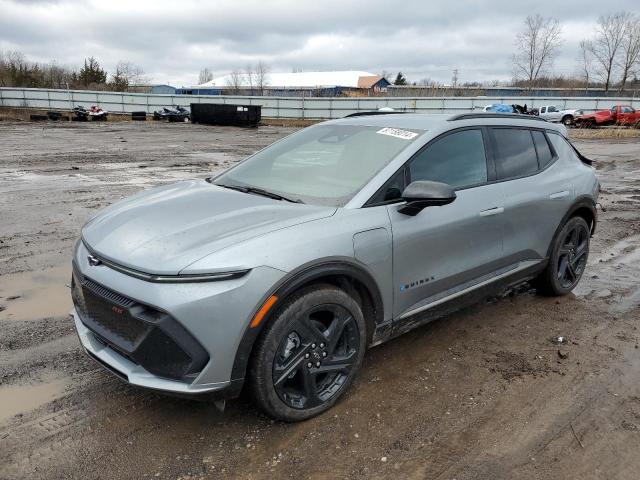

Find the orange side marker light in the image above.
[{"left": 250, "top": 295, "right": 278, "bottom": 328}]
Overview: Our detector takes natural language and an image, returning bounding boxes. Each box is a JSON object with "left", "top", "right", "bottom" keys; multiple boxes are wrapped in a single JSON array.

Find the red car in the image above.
[{"left": 574, "top": 104, "right": 640, "bottom": 128}]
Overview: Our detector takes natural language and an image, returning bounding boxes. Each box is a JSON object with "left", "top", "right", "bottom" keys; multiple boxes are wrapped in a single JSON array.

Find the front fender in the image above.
[{"left": 228, "top": 258, "right": 386, "bottom": 386}]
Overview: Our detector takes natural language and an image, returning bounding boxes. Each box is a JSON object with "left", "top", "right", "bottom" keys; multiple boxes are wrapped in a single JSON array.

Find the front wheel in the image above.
[
  {"left": 562, "top": 115, "right": 573, "bottom": 126},
  {"left": 536, "top": 216, "right": 590, "bottom": 296},
  {"left": 249, "top": 284, "right": 366, "bottom": 421}
]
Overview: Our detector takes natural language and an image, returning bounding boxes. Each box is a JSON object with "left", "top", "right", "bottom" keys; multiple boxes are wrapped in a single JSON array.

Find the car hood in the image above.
[{"left": 82, "top": 180, "right": 336, "bottom": 274}]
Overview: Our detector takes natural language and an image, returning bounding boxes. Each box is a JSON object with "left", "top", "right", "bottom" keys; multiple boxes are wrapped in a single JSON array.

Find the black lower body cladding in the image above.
[{"left": 190, "top": 103, "right": 261, "bottom": 127}]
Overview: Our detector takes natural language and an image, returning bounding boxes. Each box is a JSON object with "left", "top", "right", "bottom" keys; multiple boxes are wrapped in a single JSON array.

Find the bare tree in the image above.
[
  {"left": 225, "top": 69, "right": 243, "bottom": 95},
  {"left": 588, "top": 12, "right": 629, "bottom": 92},
  {"left": 512, "top": 14, "right": 563, "bottom": 91},
  {"left": 578, "top": 40, "right": 593, "bottom": 93},
  {"left": 254, "top": 61, "right": 270, "bottom": 96},
  {"left": 198, "top": 67, "right": 213, "bottom": 84},
  {"left": 244, "top": 64, "right": 255, "bottom": 95},
  {"left": 417, "top": 77, "right": 438, "bottom": 87},
  {"left": 109, "top": 63, "right": 129, "bottom": 91},
  {"left": 114, "top": 61, "right": 146, "bottom": 88},
  {"left": 618, "top": 14, "right": 640, "bottom": 91},
  {"left": 451, "top": 68, "right": 459, "bottom": 88},
  {"left": 379, "top": 70, "right": 392, "bottom": 82}
]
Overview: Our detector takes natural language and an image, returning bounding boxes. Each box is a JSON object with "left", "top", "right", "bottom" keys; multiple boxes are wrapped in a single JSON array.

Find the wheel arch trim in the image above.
[
  {"left": 229, "top": 258, "right": 385, "bottom": 385},
  {"left": 545, "top": 196, "right": 597, "bottom": 259}
]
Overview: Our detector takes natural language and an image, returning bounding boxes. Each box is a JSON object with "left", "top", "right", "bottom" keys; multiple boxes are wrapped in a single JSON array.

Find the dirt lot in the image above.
[{"left": 0, "top": 121, "right": 639, "bottom": 480}]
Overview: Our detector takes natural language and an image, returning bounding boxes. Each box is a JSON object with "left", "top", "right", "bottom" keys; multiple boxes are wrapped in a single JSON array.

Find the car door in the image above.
[
  {"left": 385, "top": 128, "right": 505, "bottom": 319},
  {"left": 549, "top": 106, "right": 563, "bottom": 122},
  {"left": 539, "top": 106, "right": 547, "bottom": 119},
  {"left": 618, "top": 106, "right": 636, "bottom": 125},
  {"left": 491, "top": 127, "right": 574, "bottom": 263}
]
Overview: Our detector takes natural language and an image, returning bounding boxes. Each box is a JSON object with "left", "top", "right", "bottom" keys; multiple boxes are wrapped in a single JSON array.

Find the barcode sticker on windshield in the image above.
[{"left": 376, "top": 127, "right": 418, "bottom": 140}]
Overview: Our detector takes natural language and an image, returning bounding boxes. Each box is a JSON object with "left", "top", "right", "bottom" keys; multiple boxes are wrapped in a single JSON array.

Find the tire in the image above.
[
  {"left": 562, "top": 115, "right": 573, "bottom": 126},
  {"left": 536, "top": 216, "right": 590, "bottom": 296},
  {"left": 249, "top": 284, "right": 366, "bottom": 422}
]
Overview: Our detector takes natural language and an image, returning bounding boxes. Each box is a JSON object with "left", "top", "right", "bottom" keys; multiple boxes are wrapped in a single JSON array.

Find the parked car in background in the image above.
[
  {"left": 574, "top": 105, "right": 640, "bottom": 128},
  {"left": 537, "top": 105, "right": 582, "bottom": 125},
  {"left": 71, "top": 113, "right": 598, "bottom": 421},
  {"left": 153, "top": 105, "right": 190, "bottom": 122}
]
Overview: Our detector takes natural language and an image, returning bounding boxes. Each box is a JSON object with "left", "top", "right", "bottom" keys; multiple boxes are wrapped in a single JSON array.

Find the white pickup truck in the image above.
[{"left": 536, "top": 105, "right": 583, "bottom": 125}]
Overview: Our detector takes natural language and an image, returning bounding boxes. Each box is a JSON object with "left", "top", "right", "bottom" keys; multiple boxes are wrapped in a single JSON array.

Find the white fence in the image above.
[{"left": 1, "top": 87, "right": 638, "bottom": 120}]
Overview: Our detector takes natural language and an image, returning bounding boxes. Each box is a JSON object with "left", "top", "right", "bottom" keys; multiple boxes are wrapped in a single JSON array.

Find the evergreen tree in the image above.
[
  {"left": 78, "top": 57, "right": 107, "bottom": 86},
  {"left": 393, "top": 72, "right": 407, "bottom": 85}
]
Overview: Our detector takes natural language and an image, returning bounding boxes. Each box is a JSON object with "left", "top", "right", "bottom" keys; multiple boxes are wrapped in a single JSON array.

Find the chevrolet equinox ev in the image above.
[{"left": 71, "top": 113, "right": 598, "bottom": 421}]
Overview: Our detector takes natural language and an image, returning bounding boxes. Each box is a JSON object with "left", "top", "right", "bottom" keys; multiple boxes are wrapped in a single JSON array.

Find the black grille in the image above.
[
  {"left": 72, "top": 265, "right": 209, "bottom": 381},
  {"left": 82, "top": 290, "right": 149, "bottom": 345},
  {"left": 83, "top": 277, "right": 134, "bottom": 307}
]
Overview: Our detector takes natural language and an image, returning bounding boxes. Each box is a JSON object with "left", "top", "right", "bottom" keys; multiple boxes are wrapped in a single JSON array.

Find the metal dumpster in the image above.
[{"left": 190, "top": 103, "right": 261, "bottom": 127}]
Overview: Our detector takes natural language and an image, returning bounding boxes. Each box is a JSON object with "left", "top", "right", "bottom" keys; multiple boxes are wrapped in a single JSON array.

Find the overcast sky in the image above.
[{"left": 0, "top": 0, "right": 637, "bottom": 87}]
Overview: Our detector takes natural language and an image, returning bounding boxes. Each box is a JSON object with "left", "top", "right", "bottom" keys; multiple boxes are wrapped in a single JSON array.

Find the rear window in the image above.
[
  {"left": 492, "top": 128, "right": 538, "bottom": 179},
  {"left": 547, "top": 132, "right": 581, "bottom": 164},
  {"left": 532, "top": 130, "right": 553, "bottom": 168}
]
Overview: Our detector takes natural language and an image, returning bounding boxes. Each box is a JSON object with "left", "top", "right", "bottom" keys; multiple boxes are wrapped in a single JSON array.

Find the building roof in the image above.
[
  {"left": 196, "top": 71, "right": 381, "bottom": 89},
  {"left": 357, "top": 76, "right": 385, "bottom": 88}
]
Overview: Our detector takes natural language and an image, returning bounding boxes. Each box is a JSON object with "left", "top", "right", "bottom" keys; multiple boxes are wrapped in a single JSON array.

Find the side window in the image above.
[
  {"left": 408, "top": 129, "right": 488, "bottom": 189},
  {"left": 532, "top": 130, "right": 554, "bottom": 168},
  {"left": 548, "top": 106, "right": 558, "bottom": 113},
  {"left": 540, "top": 107, "right": 546, "bottom": 113},
  {"left": 492, "top": 128, "right": 538, "bottom": 179},
  {"left": 547, "top": 132, "right": 581, "bottom": 164}
]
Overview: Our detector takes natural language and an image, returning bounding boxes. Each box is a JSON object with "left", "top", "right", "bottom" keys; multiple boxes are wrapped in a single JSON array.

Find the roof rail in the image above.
[
  {"left": 448, "top": 113, "right": 547, "bottom": 122},
  {"left": 344, "top": 111, "right": 405, "bottom": 118}
]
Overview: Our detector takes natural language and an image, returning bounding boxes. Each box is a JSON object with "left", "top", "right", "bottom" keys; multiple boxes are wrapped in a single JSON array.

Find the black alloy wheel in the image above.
[
  {"left": 250, "top": 284, "right": 366, "bottom": 421},
  {"left": 536, "top": 216, "right": 590, "bottom": 296},
  {"left": 272, "top": 303, "right": 359, "bottom": 410},
  {"left": 556, "top": 221, "right": 589, "bottom": 289}
]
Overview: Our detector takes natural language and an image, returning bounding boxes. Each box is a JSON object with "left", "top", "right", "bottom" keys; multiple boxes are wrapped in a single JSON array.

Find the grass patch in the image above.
[{"left": 569, "top": 127, "right": 640, "bottom": 139}]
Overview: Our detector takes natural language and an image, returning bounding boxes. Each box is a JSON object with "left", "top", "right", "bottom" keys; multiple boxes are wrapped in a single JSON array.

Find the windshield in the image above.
[{"left": 211, "top": 124, "right": 423, "bottom": 206}]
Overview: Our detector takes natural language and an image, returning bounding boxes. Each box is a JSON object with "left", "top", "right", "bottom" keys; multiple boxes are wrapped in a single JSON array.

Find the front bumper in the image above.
[
  {"left": 73, "top": 309, "right": 229, "bottom": 395},
  {"left": 71, "top": 241, "right": 287, "bottom": 395}
]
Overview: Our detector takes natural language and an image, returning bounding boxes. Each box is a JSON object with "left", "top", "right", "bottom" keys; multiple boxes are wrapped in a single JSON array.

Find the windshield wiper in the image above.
[{"left": 217, "top": 184, "right": 304, "bottom": 204}]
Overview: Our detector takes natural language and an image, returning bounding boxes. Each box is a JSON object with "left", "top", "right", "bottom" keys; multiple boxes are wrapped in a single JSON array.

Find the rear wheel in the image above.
[
  {"left": 249, "top": 284, "right": 366, "bottom": 421},
  {"left": 537, "top": 216, "right": 590, "bottom": 296}
]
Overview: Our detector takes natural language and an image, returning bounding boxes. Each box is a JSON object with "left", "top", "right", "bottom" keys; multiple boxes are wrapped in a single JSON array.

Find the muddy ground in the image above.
[{"left": 0, "top": 121, "right": 639, "bottom": 480}]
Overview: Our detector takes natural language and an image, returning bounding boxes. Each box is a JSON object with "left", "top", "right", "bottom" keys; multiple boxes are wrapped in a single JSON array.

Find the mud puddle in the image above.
[
  {"left": 0, "top": 374, "right": 69, "bottom": 423},
  {"left": 0, "top": 265, "right": 71, "bottom": 321}
]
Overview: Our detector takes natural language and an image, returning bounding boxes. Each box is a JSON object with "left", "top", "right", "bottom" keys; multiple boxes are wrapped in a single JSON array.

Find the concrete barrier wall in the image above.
[{"left": 1, "top": 87, "right": 638, "bottom": 119}]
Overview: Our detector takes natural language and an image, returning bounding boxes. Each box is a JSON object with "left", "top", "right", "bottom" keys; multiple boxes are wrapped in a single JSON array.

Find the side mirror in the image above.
[{"left": 398, "top": 180, "right": 456, "bottom": 216}]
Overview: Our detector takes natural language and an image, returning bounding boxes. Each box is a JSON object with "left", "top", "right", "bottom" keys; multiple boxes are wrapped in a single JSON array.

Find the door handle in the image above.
[
  {"left": 549, "top": 190, "right": 570, "bottom": 199},
  {"left": 479, "top": 207, "right": 504, "bottom": 217}
]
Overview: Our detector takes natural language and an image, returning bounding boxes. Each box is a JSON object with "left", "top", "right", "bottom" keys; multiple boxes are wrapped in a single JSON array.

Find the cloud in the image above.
[{"left": 0, "top": 0, "right": 636, "bottom": 86}]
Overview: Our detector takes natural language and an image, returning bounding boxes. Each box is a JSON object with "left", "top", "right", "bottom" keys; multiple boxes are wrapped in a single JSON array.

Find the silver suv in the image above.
[{"left": 71, "top": 113, "right": 598, "bottom": 421}]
